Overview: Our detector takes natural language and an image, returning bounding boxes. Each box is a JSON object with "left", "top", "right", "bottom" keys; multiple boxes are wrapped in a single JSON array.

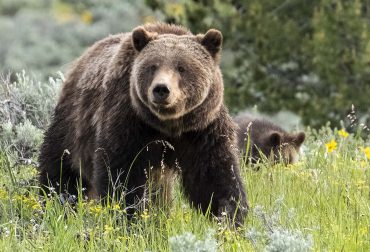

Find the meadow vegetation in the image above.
[
  {"left": 0, "top": 74, "right": 369, "bottom": 251},
  {"left": 1, "top": 1, "right": 370, "bottom": 251}
]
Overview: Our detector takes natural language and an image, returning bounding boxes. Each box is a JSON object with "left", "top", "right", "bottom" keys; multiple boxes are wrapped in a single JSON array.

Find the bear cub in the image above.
[
  {"left": 38, "top": 23, "right": 248, "bottom": 226},
  {"left": 234, "top": 113, "right": 305, "bottom": 164}
]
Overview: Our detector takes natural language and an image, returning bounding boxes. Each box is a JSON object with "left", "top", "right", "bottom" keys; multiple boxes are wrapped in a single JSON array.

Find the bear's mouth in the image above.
[
  {"left": 151, "top": 100, "right": 171, "bottom": 107},
  {"left": 148, "top": 101, "right": 185, "bottom": 121},
  {"left": 151, "top": 103, "right": 176, "bottom": 114}
]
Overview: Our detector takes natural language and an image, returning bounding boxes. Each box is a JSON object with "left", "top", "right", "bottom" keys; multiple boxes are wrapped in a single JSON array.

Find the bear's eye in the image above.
[
  {"left": 150, "top": 65, "right": 157, "bottom": 72},
  {"left": 177, "top": 66, "right": 185, "bottom": 73}
]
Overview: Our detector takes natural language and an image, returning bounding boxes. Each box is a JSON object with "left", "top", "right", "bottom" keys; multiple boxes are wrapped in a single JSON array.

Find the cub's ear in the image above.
[
  {"left": 132, "top": 27, "right": 156, "bottom": 52},
  {"left": 268, "top": 132, "right": 282, "bottom": 147},
  {"left": 294, "top": 132, "right": 306, "bottom": 147},
  {"left": 199, "top": 29, "right": 223, "bottom": 57}
]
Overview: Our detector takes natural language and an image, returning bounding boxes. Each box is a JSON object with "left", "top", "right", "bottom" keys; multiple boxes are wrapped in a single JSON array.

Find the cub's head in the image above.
[
  {"left": 256, "top": 131, "right": 306, "bottom": 165},
  {"left": 237, "top": 117, "right": 306, "bottom": 165},
  {"left": 130, "top": 26, "right": 223, "bottom": 135}
]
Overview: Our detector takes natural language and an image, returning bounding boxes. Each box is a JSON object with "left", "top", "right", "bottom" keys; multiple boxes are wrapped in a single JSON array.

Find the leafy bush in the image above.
[
  {"left": 0, "top": 0, "right": 159, "bottom": 80},
  {"left": 0, "top": 71, "right": 62, "bottom": 160},
  {"left": 0, "top": 71, "right": 61, "bottom": 129},
  {"left": 1, "top": 120, "right": 43, "bottom": 160},
  {"left": 169, "top": 230, "right": 217, "bottom": 252},
  {"left": 265, "top": 228, "right": 313, "bottom": 252},
  {"left": 245, "top": 199, "right": 314, "bottom": 251}
]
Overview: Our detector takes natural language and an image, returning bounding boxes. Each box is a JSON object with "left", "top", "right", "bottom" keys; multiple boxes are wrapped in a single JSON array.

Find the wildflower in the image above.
[
  {"left": 359, "top": 227, "right": 368, "bottom": 236},
  {"left": 360, "top": 161, "right": 367, "bottom": 167},
  {"left": 221, "top": 229, "right": 234, "bottom": 241},
  {"left": 338, "top": 129, "right": 349, "bottom": 138},
  {"left": 112, "top": 204, "right": 120, "bottom": 211},
  {"left": 364, "top": 147, "right": 370, "bottom": 159},
  {"left": 90, "top": 204, "right": 103, "bottom": 215},
  {"left": 357, "top": 180, "right": 366, "bottom": 185},
  {"left": 104, "top": 225, "right": 114, "bottom": 234},
  {"left": 30, "top": 168, "right": 38, "bottom": 176},
  {"left": 141, "top": 209, "right": 150, "bottom": 220},
  {"left": 325, "top": 139, "right": 337, "bottom": 153},
  {"left": 166, "top": 3, "right": 184, "bottom": 17},
  {"left": 81, "top": 11, "right": 93, "bottom": 24},
  {"left": 356, "top": 180, "right": 369, "bottom": 191},
  {"left": 184, "top": 212, "right": 191, "bottom": 224},
  {"left": 31, "top": 202, "right": 42, "bottom": 211},
  {"left": 0, "top": 189, "right": 7, "bottom": 199}
]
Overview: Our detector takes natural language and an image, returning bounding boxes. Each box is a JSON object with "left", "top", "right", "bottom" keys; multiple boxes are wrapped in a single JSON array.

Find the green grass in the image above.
[{"left": 0, "top": 128, "right": 369, "bottom": 251}]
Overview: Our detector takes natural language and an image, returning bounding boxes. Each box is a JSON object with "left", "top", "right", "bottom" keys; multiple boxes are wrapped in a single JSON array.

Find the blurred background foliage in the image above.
[
  {"left": 0, "top": 0, "right": 159, "bottom": 79},
  {"left": 0, "top": 0, "right": 369, "bottom": 130},
  {"left": 146, "top": 0, "right": 370, "bottom": 128}
]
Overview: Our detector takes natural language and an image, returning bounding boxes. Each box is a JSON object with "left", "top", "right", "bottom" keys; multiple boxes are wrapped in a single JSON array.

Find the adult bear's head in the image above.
[{"left": 130, "top": 25, "right": 224, "bottom": 136}]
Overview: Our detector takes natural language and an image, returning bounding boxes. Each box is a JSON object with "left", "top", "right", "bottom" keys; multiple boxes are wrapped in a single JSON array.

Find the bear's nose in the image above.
[{"left": 152, "top": 84, "right": 170, "bottom": 103}]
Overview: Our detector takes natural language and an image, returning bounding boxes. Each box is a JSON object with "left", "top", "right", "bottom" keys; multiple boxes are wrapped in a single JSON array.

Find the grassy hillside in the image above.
[{"left": 0, "top": 126, "right": 369, "bottom": 251}]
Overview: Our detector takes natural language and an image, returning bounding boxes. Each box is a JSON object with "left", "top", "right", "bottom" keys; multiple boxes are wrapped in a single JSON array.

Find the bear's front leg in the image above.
[
  {"left": 91, "top": 137, "right": 171, "bottom": 214},
  {"left": 91, "top": 146, "right": 148, "bottom": 212},
  {"left": 180, "top": 127, "right": 249, "bottom": 227}
]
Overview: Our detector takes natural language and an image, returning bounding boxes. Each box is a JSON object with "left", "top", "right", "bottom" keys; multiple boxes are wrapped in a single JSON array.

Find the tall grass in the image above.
[
  {"left": 0, "top": 73, "right": 369, "bottom": 251},
  {"left": 0, "top": 127, "right": 369, "bottom": 251}
]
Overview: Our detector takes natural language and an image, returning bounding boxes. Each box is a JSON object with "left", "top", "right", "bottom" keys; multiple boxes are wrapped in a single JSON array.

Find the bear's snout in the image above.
[
  {"left": 148, "top": 69, "right": 180, "bottom": 109},
  {"left": 152, "top": 84, "right": 171, "bottom": 104}
]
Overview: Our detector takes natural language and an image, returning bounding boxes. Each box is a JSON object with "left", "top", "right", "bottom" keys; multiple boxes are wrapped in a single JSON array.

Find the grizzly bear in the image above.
[
  {"left": 38, "top": 23, "right": 248, "bottom": 225},
  {"left": 234, "top": 113, "right": 305, "bottom": 164}
]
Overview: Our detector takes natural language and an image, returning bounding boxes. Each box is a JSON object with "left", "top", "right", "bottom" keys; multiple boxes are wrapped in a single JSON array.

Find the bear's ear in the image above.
[
  {"left": 268, "top": 132, "right": 282, "bottom": 147},
  {"left": 199, "top": 29, "right": 223, "bottom": 57},
  {"left": 132, "top": 27, "right": 156, "bottom": 52},
  {"left": 294, "top": 132, "right": 306, "bottom": 147}
]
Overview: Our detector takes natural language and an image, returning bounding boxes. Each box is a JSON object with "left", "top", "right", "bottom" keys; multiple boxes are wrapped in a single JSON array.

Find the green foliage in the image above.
[
  {"left": 0, "top": 72, "right": 61, "bottom": 160},
  {"left": 0, "top": 71, "right": 62, "bottom": 128},
  {"left": 169, "top": 230, "right": 218, "bottom": 252},
  {"left": 7, "top": 119, "right": 43, "bottom": 157},
  {"left": 0, "top": 0, "right": 158, "bottom": 79},
  {"left": 1, "top": 0, "right": 368, "bottom": 128},
  {"left": 146, "top": 0, "right": 370, "bottom": 128}
]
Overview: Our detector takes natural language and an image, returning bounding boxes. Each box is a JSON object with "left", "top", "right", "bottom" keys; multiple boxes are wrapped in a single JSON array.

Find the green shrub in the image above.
[{"left": 0, "top": 71, "right": 62, "bottom": 161}]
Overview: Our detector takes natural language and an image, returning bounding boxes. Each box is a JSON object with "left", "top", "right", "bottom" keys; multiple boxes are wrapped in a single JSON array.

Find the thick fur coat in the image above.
[{"left": 38, "top": 23, "right": 248, "bottom": 225}]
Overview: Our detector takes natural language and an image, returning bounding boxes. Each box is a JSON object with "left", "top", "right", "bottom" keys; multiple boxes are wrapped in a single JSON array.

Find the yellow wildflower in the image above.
[
  {"left": 359, "top": 227, "right": 368, "bottom": 236},
  {"left": 14, "top": 195, "right": 23, "bottom": 201},
  {"left": 357, "top": 180, "right": 366, "bottom": 186},
  {"left": 90, "top": 204, "right": 103, "bottom": 215},
  {"left": 32, "top": 203, "right": 42, "bottom": 211},
  {"left": 165, "top": 3, "right": 184, "bottom": 17},
  {"left": 0, "top": 189, "right": 7, "bottom": 199},
  {"left": 30, "top": 168, "right": 38, "bottom": 176},
  {"left": 143, "top": 15, "right": 157, "bottom": 24},
  {"left": 81, "top": 11, "right": 93, "bottom": 24},
  {"left": 218, "top": 229, "right": 234, "bottom": 241},
  {"left": 360, "top": 160, "right": 367, "bottom": 167},
  {"left": 141, "top": 209, "right": 150, "bottom": 220},
  {"left": 112, "top": 203, "right": 120, "bottom": 211},
  {"left": 338, "top": 129, "right": 349, "bottom": 138},
  {"left": 364, "top": 147, "right": 370, "bottom": 159},
  {"left": 325, "top": 139, "right": 337, "bottom": 153},
  {"left": 184, "top": 212, "right": 191, "bottom": 224},
  {"left": 224, "top": 230, "right": 234, "bottom": 241},
  {"left": 104, "top": 225, "right": 114, "bottom": 233}
]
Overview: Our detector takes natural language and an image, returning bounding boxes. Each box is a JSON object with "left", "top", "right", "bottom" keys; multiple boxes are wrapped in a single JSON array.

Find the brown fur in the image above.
[
  {"left": 234, "top": 113, "right": 305, "bottom": 164},
  {"left": 38, "top": 23, "right": 248, "bottom": 226}
]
